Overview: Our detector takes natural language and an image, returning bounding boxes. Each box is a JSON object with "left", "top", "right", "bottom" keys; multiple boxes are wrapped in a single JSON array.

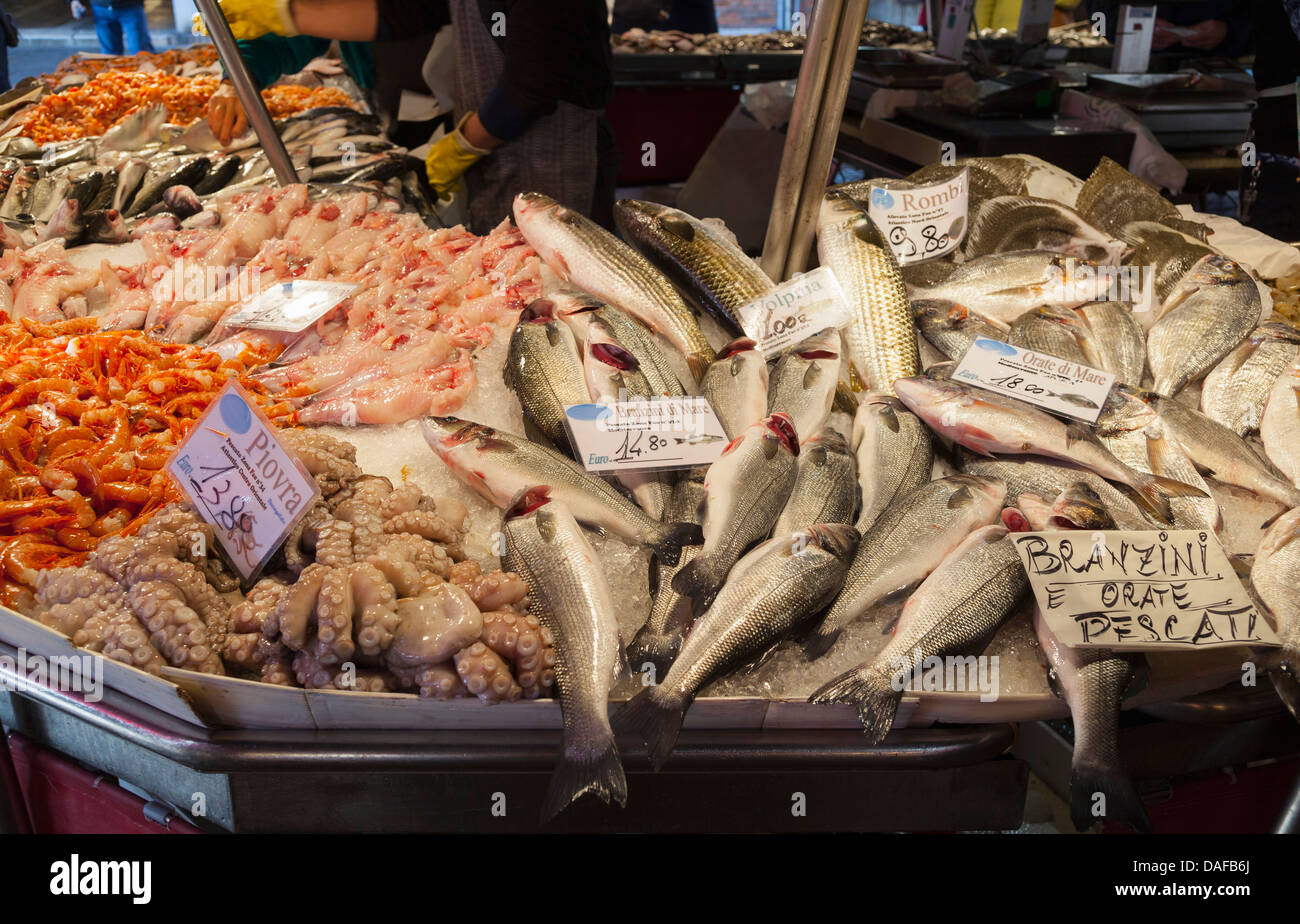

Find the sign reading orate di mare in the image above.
[
  {"left": 867, "top": 167, "right": 968, "bottom": 265},
  {"left": 954, "top": 337, "right": 1116, "bottom": 423},
  {"left": 564, "top": 397, "right": 729, "bottom": 473},
  {"left": 736, "top": 266, "right": 852, "bottom": 358},
  {"left": 1013, "top": 530, "right": 1280, "bottom": 651},
  {"left": 168, "top": 381, "right": 320, "bottom": 581},
  {"left": 223, "top": 280, "right": 358, "bottom": 332}
]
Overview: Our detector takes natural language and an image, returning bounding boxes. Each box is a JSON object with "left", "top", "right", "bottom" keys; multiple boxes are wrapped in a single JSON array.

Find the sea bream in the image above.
[
  {"left": 700, "top": 338, "right": 769, "bottom": 440},
  {"left": 894, "top": 375, "right": 1205, "bottom": 523},
  {"left": 1260, "top": 358, "right": 1300, "bottom": 489},
  {"left": 805, "top": 474, "right": 1006, "bottom": 659},
  {"left": 1251, "top": 507, "right": 1300, "bottom": 718},
  {"left": 1075, "top": 301, "right": 1146, "bottom": 385},
  {"left": 1202, "top": 321, "right": 1300, "bottom": 436},
  {"left": 513, "top": 192, "right": 715, "bottom": 380},
  {"left": 421, "top": 417, "right": 701, "bottom": 564},
  {"left": 618, "top": 523, "right": 859, "bottom": 767},
  {"left": 912, "top": 299, "right": 1010, "bottom": 362},
  {"left": 811, "top": 524, "right": 1028, "bottom": 743},
  {"left": 672, "top": 413, "right": 800, "bottom": 613},
  {"left": 1007, "top": 304, "right": 1092, "bottom": 366},
  {"left": 501, "top": 488, "right": 628, "bottom": 821}
]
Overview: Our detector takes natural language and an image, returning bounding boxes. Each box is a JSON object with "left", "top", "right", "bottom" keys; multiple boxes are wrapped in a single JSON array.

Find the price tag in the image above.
[
  {"left": 935, "top": 0, "right": 976, "bottom": 61},
  {"left": 953, "top": 337, "right": 1115, "bottom": 423},
  {"left": 222, "top": 280, "right": 358, "bottom": 332},
  {"left": 1014, "top": 530, "right": 1279, "bottom": 651},
  {"left": 1015, "top": 0, "right": 1054, "bottom": 45},
  {"left": 736, "top": 266, "right": 853, "bottom": 358},
  {"left": 866, "top": 168, "right": 968, "bottom": 265},
  {"left": 563, "top": 397, "right": 728, "bottom": 473},
  {"left": 168, "top": 381, "right": 320, "bottom": 581}
]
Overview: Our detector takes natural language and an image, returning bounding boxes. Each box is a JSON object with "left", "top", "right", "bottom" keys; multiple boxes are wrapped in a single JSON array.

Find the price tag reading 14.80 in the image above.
[
  {"left": 168, "top": 381, "right": 320, "bottom": 581},
  {"left": 564, "top": 397, "right": 729, "bottom": 473}
]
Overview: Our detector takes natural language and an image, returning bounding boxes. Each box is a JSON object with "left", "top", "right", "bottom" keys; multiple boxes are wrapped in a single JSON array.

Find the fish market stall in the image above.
[{"left": 0, "top": 13, "right": 1298, "bottom": 837}]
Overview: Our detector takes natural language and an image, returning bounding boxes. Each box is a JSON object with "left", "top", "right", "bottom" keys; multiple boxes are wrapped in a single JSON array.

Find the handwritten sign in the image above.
[
  {"left": 866, "top": 168, "right": 968, "bottom": 265},
  {"left": 1013, "top": 530, "right": 1280, "bottom": 651},
  {"left": 564, "top": 397, "right": 728, "bottom": 473},
  {"left": 168, "top": 381, "right": 319, "bottom": 581},
  {"left": 954, "top": 337, "right": 1116, "bottom": 423},
  {"left": 736, "top": 266, "right": 853, "bottom": 358},
  {"left": 223, "top": 280, "right": 358, "bottom": 332}
]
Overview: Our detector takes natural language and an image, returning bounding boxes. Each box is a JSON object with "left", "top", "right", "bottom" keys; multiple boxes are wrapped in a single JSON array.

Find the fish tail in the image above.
[
  {"left": 648, "top": 522, "right": 703, "bottom": 568},
  {"left": 686, "top": 351, "right": 711, "bottom": 383},
  {"left": 833, "top": 381, "right": 859, "bottom": 415},
  {"left": 612, "top": 685, "right": 689, "bottom": 770},
  {"left": 809, "top": 667, "right": 900, "bottom": 745},
  {"left": 625, "top": 628, "right": 685, "bottom": 678},
  {"left": 1127, "top": 472, "right": 1207, "bottom": 523},
  {"left": 1069, "top": 760, "right": 1150, "bottom": 833},
  {"left": 540, "top": 734, "right": 628, "bottom": 823},
  {"left": 669, "top": 554, "right": 723, "bottom": 615},
  {"left": 802, "top": 617, "right": 844, "bottom": 661}
]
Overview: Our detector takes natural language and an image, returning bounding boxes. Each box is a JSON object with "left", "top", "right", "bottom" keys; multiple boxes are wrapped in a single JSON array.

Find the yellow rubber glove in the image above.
[
  {"left": 193, "top": 0, "right": 298, "bottom": 40},
  {"left": 425, "top": 112, "right": 493, "bottom": 200}
]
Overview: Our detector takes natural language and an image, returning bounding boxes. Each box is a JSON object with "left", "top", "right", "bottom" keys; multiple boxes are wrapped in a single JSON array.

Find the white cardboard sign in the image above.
[
  {"left": 736, "top": 266, "right": 853, "bottom": 358},
  {"left": 564, "top": 397, "right": 728, "bottom": 473},
  {"left": 953, "top": 337, "right": 1116, "bottom": 423},
  {"left": 223, "top": 280, "right": 358, "bottom": 332},
  {"left": 866, "top": 168, "right": 969, "bottom": 265},
  {"left": 1013, "top": 529, "right": 1280, "bottom": 651}
]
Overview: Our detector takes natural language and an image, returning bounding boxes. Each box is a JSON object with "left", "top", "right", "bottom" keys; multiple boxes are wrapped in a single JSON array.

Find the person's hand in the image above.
[
  {"left": 1151, "top": 18, "right": 1177, "bottom": 52},
  {"left": 207, "top": 83, "right": 248, "bottom": 145},
  {"left": 424, "top": 112, "right": 496, "bottom": 200},
  {"left": 1181, "top": 19, "right": 1227, "bottom": 51},
  {"left": 193, "top": 0, "right": 298, "bottom": 40},
  {"left": 70, "top": 0, "right": 87, "bottom": 19},
  {"left": 301, "top": 57, "right": 344, "bottom": 76}
]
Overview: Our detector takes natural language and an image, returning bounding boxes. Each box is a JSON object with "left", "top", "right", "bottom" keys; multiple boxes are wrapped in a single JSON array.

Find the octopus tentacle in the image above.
[
  {"left": 126, "top": 579, "right": 224, "bottom": 674},
  {"left": 480, "top": 610, "right": 556, "bottom": 700},
  {"left": 454, "top": 642, "right": 522, "bottom": 703},
  {"left": 389, "top": 660, "right": 467, "bottom": 699}
]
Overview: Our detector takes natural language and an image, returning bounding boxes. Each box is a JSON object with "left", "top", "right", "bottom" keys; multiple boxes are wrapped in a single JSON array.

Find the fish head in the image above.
[
  {"left": 809, "top": 429, "right": 850, "bottom": 458},
  {"left": 763, "top": 412, "right": 800, "bottom": 456},
  {"left": 804, "top": 523, "right": 861, "bottom": 562},
  {"left": 422, "top": 415, "right": 492, "bottom": 451},
  {"left": 1094, "top": 383, "right": 1156, "bottom": 436},
  {"left": 818, "top": 189, "right": 865, "bottom": 229},
  {"left": 504, "top": 485, "right": 552, "bottom": 520},
  {"left": 1050, "top": 482, "right": 1115, "bottom": 530},
  {"left": 1001, "top": 505, "right": 1035, "bottom": 532},
  {"left": 588, "top": 338, "right": 640, "bottom": 373},
  {"left": 519, "top": 297, "right": 556, "bottom": 323},
  {"left": 1185, "top": 254, "right": 1248, "bottom": 288},
  {"left": 717, "top": 337, "right": 757, "bottom": 359},
  {"left": 945, "top": 473, "right": 1008, "bottom": 511}
]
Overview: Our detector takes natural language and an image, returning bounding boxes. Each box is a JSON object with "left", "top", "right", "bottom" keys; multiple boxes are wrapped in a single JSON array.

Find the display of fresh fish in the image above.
[
  {"left": 124, "top": 155, "right": 210, "bottom": 217},
  {"left": 852, "top": 394, "right": 934, "bottom": 533},
  {"left": 1076, "top": 301, "right": 1145, "bottom": 384},
  {"left": 1119, "top": 220, "right": 1214, "bottom": 304},
  {"left": 1201, "top": 322, "right": 1300, "bottom": 436},
  {"left": 23, "top": 176, "right": 70, "bottom": 224},
  {"left": 1261, "top": 359, "right": 1300, "bottom": 489},
  {"left": 672, "top": 413, "right": 800, "bottom": 612},
  {"left": 1251, "top": 508, "right": 1300, "bottom": 718},
  {"left": 504, "top": 298, "right": 590, "bottom": 453},
  {"left": 0, "top": 165, "right": 36, "bottom": 220},
  {"left": 963, "top": 195, "right": 1127, "bottom": 264},
  {"left": 894, "top": 375, "right": 1205, "bottom": 522},
  {"left": 816, "top": 192, "right": 918, "bottom": 393},
  {"left": 513, "top": 192, "right": 714, "bottom": 380},
  {"left": 1147, "top": 255, "right": 1259, "bottom": 397},
  {"left": 501, "top": 488, "right": 627, "bottom": 821},
  {"left": 66, "top": 169, "right": 104, "bottom": 212},
  {"left": 112, "top": 158, "right": 148, "bottom": 213},
  {"left": 582, "top": 314, "right": 675, "bottom": 519},
  {"left": 1007, "top": 305, "right": 1091, "bottom": 365},
  {"left": 550, "top": 290, "right": 686, "bottom": 398},
  {"left": 627, "top": 469, "right": 707, "bottom": 676},
  {"left": 805, "top": 474, "right": 1006, "bottom": 659},
  {"left": 618, "top": 523, "right": 859, "bottom": 767},
  {"left": 701, "top": 338, "right": 768, "bottom": 440},
  {"left": 910, "top": 251, "right": 1111, "bottom": 324},
  {"left": 772, "top": 430, "right": 857, "bottom": 539},
  {"left": 193, "top": 154, "right": 242, "bottom": 196},
  {"left": 422, "top": 417, "right": 701, "bottom": 564},
  {"left": 811, "top": 524, "right": 1027, "bottom": 743},
  {"left": 1128, "top": 389, "right": 1300, "bottom": 508},
  {"left": 1075, "top": 157, "right": 1183, "bottom": 237},
  {"left": 766, "top": 327, "right": 841, "bottom": 443},
  {"left": 614, "top": 198, "right": 773, "bottom": 334},
  {"left": 912, "top": 299, "right": 1009, "bottom": 361},
  {"left": 958, "top": 451, "right": 1149, "bottom": 530}
]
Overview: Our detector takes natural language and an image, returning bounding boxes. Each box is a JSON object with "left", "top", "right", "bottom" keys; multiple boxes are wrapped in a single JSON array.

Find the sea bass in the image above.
[
  {"left": 852, "top": 394, "right": 934, "bottom": 533},
  {"left": 910, "top": 251, "right": 1111, "bottom": 324},
  {"left": 421, "top": 417, "right": 700, "bottom": 564},
  {"left": 513, "top": 192, "right": 714, "bottom": 380},
  {"left": 504, "top": 297, "right": 590, "bottom": 453},
  {"left": 810, "top": 524, "right": 1027, "bottom": 743},
  {"left": 772, "top": 430, "right": 857, "bottom": 539},
  {"left": 618, "top": 523, "right": 859, "bottom": 767},
  {"left": 766, "top": 327, "right": 841, "bottom": 443},
  {"left": 550, "top": 290, "right": 688, "bottom": 399},
  {"left": 805, "top": 474, "right": 1006, "bottom": 659},
  {"left": 701, "top": 338, "right": 769, "bottom": 440},
  {"left": 502, "top": 489, "right": 628, "bottom": 821}
]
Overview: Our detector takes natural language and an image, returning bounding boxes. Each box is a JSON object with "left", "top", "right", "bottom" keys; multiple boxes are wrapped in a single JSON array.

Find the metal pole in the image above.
[
  {"left": 760, "top": 0, "right": 846, "bottom": 280},
  {"left": 1274, "top": 766, "right": 1300, "bottom": 834},
  {"left": 783, "top": 0, "right": 869, "bottom": 279},
  {"left": 194, "top": 0, "right": 300, "bottom": 185}
]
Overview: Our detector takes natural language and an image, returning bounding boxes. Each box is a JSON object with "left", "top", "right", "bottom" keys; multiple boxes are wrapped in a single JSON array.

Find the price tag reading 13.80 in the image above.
[{"left": 168, "top": 381, "right": 320, "bottom": 582}]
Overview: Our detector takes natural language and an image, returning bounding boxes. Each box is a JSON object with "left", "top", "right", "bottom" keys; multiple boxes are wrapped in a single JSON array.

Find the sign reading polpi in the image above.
[
  {"left": 866, "top": 168, "right": 968, "bottom": 265},
  {"left": 223, "top": 280, "right": 358, "bottom": 332},
  {"left": 953, "top": 337, "right": 1116, "bottom": 423},
  {"left": 736, "top": 266, "right": 852, "bottom": 358},
  {"left": 1013, "top": 529, "right": 1280, "bottom": 651},
  {"left": 168, "top": 381, "right": 320, "bottom": 581},
  {"left": 564, "top": 397, "right": 728, "bottom": 473}
]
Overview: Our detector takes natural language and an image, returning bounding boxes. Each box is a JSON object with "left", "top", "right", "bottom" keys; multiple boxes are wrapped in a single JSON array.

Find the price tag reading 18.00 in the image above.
[
  {"left": 954, "top": 337, "right": 1116, "bottom": 424},
  {"left": 168, "top": 381, "right": 320, "bottom": 581},
  {"left": 564, "top": 397, "right": 729, "bottom": 473},
  {"left": 736, "top": 266, "right": 853, "bottom": 358}
]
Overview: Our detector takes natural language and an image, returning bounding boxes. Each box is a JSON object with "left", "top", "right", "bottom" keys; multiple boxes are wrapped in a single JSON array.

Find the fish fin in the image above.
[
  {"left": 1069, "top": 760, "right": 1150, "bottom": 834},
  {"left": 614, "top": 635, "right": 632, "bottom": 682},
  {"left": 1146, "top": 472, "right": 1210, "bottom": 499},
  {"left": 846, "top": 361, "right": 869, "bottom": 394},
  {"left": 540, "top": 735, "right": 628, "bottom": 822},
  {"left": 1260, "top": 508, "right": 1288, "bottom": 530},
  {"left": 612, "top": 685, "right": 689, "bottom": 770},
  {"left": 734, "top": 640, "right": 783, "bottom": 675},
  {"left": 625, "top": 629, "right": 685, "bottom": 679},
  {"left": 1269, "top": 668, "right": 1300, "bottom": 720},
  {"left": 1119, "top": 481, "right": 1174, "bottom": 525},
  {"left": 833, "top": 380, "right": 859, "bottom": 415},
  {"left": 686, "top": 352, "right": 711, "bottom": 384},
  {"left": 808, "top": 667, "right": 900, "bottom": 745},
  {"left": 649, "top": 521, "right": 703, "bottom": 569}
]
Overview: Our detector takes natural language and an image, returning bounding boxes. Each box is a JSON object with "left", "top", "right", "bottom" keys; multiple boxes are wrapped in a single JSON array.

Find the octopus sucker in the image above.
[
  {"left": 480, "top": 610, "right": 557, "bottom": 700},
  {"left": 126, "top": 579, "right": 224, "bottom": 674},
  {"left": 454, "top": 642, "right": 522, "bottom": 703}
]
